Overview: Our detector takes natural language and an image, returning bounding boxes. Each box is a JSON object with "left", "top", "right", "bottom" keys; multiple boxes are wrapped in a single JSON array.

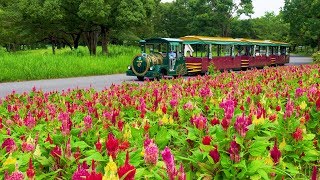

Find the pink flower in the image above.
[
  {"left": 72, "top": 163, "right": 90, "bottom": 180},
  {"left": 58, "top": 112, "right": 72, "bottom": 136},
  {"left": 209, "top": 146, "right": 220, "bottom": 163},
  {"left": 86, "top": 160, "right": 103, "bottom": 180},
  {"left": 183, "top": 101, "right": 193, "bottom": 110},
  {"left": 24, "top": 112, "right": 36, "bottom": 129},
  {"left": 161, "top": 147, "right": 177, "bottom": 180},
  {"left": 2, "top": 138, "right": 17, "bottom": 153},
  {"left": 177, "top": 163, "right": 186, "bottom": 180},
  {"left": 5, "top": 170, "right": 24, "bottom": 180},
  {"left": 190, "top": 114, "right": 207, "bottom": 130},
  {"left": 106, "top": 133, "right": 119, "bottom": 159},
  {"left": 84, "top": 115, "right": 92, "bottom": 130},
  {"left": 144, "top": 139, "right": 159, "bottom": 166},
  {"left": 284, "top": 99, "right": 294, "bottom": 119},
  {"left": 312, "top": 166, "right": 318, "bottom": 180},
  {"left": 228, "top": 140, "right": 240, "bottom": 163},
  {"left": 295, "top": 88, "right": 304, "bottom": 97},
  {"left": 234, "top": 114, "right": 252, "bottom": 137},
  {"left": 95, "top": 137, "right": 102, "bottom": 152},
  {"left": 21, "top": 141, "right": 35, "bottom": 152},
  {"left": 270, "top": 142, "right": 281, "bottom": 165},
  {"left": 199, "top": 86, "right": 212, "bottom": 98},
  {"left": 220, "top": 99, "right": 236, "bottom": 120},
  {"left": 170, "top": 99, "right": 178, "bottom": 107},
  {"left": 118, "top": 151, "right": 136, "bottom": 180},
  {"left": 51, "top": 145, "right": 62, "bottom": 160}
]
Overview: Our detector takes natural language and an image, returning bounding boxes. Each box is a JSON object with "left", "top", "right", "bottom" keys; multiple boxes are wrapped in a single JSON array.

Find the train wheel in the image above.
[{"left": 137, "top": 76, "right": 144, "bottom": 81}]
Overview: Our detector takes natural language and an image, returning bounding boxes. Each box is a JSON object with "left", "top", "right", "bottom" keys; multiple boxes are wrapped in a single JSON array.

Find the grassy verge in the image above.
[{"left": 0, "top": 45, "right": 140, "bottom": 82}]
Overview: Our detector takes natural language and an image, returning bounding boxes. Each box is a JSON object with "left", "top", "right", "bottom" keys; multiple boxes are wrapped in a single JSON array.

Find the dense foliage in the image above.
[{"left": 1, "top": 64, "right": 319, "bottom": 179}]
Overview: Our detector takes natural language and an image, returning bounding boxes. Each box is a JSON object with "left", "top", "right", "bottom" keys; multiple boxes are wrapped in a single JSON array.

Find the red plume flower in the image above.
[
  {"left": 118, "top": 151, "right": 136, "bottom": 180},
  {"left": 95, "top": 137, "right": 102, "bottom": 152},
  {"left": 311, "top": 166, "right": 318, "bottom": 180},
  {"left": 292, "top": 128, "right": 303, "bottom": 141},
  {"left": 26, "top": 158, "right": 35, "bottom": 179},
  {"left": 2, "top": 138, "right": 17, "bottom": 153},
  {"left": 106, "top": 133, "right": 119, "bottom": 159},
  {"left": 228, "top": 140, "right": 241, "bottom": 163},
  {"left": 209, "top": 145, "right": 220, "bottom": 163},
  {"left": 86, "top": 160, "right": 103, "bottom": 180},
  {"left": 202, "top": 135, "right": 212, "bottom": 145},
  {"left": 270, "top": 142, "right": 281, "bottom": 165}
]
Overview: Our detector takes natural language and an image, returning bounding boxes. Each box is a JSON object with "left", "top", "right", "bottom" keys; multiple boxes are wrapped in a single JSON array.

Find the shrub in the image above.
[{"left": 312, "top": 51, "right": 320, "bottom": 63}]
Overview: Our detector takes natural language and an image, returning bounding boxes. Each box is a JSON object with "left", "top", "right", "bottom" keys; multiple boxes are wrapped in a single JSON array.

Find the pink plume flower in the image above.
[
  {"left": 292, "top": 128, "right": 303, "bottom": 141},
  {"left": 2, "top": 138, "right": 17, "bottom": 153},
  {"left": 144, "top": 138, "right": 159, "bottom": 166},
  {"left": 84, "top": 115, "right": 92, "bottom": 130},
  {"left": 161, "top": 146, "right": 177, "bottom": 180},
  {"left": 190, "top": 114, "right": 207, "bottom": 130},
  {"left": 26, "top": 158, "right": 35, "bottom": 179},
  {"left": 24, "top": 112, "right": 36, "bottom": 129},
  {"left": 5, "top": 170, "right": 24, "bottom": 180},
  {"left": 228, "top": 140, "right": 241, "bottom": 163},
  {"left": 177, "top": 163, "right": 186, "bottom": 180},
  {"left": 86, "top": 160, "right": 103, "bottom": 180},
  {"left": 58, "top": 112, "right": 72, "bottom": 136},
  {"left": 21, "top": 141, "right": 35, "bottom": 152},
  {"left": 234, "top": 114, "right": 252, "bottom": 137},
  {"left": 72, "top": 163, "right": 90, "bottom": 180},
  {"left": 311, "top": 166, "right": 318, "bottom": 180},
  {"left": 284, "top": 99, "right": 294, "bottom": 119},
  {"left": 220, "top": 99, "right": 236, "bottom": 120}
]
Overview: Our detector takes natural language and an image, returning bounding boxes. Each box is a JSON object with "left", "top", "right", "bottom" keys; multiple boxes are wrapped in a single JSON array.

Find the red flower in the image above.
[
  {"left": 119, "top": 140, "right": 130, "bottom": 151},
  {"left": 74, "top": 147, "right": 81, "bottom": 161},
  {"left": 95, "top": 137, "right": 102, "bottom": 152},
  {"left": 2, "top": 138, "right": 17, "bottom": 153},
  {"left": 50, "top": 145, "right": 62, "bottom": 160},
  {"left": 86, "top": 160, "right": 103, "bottom": 180},
  {"left": 106, "top": 133, "right": 119, "bottom": 159},
  {"left": 72, "top": 162, "right": 90, "bottom": 180},
  {"left": 202, "top": 136, "right": 211, "bottom": 145},
  {"left": 210, "top": 117, "right": 219, "bottom": 126},
  {"left": 118, "top": 151, "right": 136, "bottom": 180},
  {"left": 275, "top": 105, "right": 281, "bottom": 111},
  {"left": 270, "top": 142, "right": 281, "bottom": 165},
  {"left": 316, "top": 97, "right": 320, "bottom": 111},
  {"left": 209, "top": 146, "right": 220, "bottom": 163},
  {"left": 0, "top": 118, "right": 3, "bottom": 129},
  {"left": 45, "top": 134, "right": 53, "bottom": 144},
  {"left": 292, "top": 128, "right": 303, "bottom": 141},
  {"left": 24, "top": 112, "right": 36, "bottom": 129},
  {"left": 26, "top": 158, "right": 35, "bottom": 179},
  {"left": 228, "top": 140, "right": 240, "bottom": 163},
  {"left": 312, "top": 166, "right": 318, "bottom": 180}
]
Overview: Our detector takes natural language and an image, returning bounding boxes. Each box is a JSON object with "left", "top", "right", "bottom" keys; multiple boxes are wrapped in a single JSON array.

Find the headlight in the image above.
[
  {"left": 149, "top": 66, "right": 154, "bottom": 71},
  {"left": 128, "top": 66, "right": 131, "bottom": 70}
]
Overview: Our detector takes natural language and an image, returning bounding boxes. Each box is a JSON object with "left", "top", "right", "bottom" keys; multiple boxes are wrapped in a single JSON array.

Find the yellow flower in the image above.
[
  {"left": 161, "top": 114, "right": 169, "bottom": 124},
  {"left": 279, "top": 138, "right": 286, "bottom": 151},
  {"left": 252, "top": 115, "right": 265, "bottom": 125},
  {"left": 141, "top": 148, "right": 145, "bottom": 157},
  {"left": 123, "top": 124, "right": 132, "bottom": 139},
  {"left": 33, "top": 144, "right": 42, "bottom": 158},
  {"left": 156, "top": 108, "right": 162, "bottom": 115},
  {"left": 299, "top": 101, "right": 307, "bottom": 110},
  {"left": 3, "top": 156, "right": 17, "bottom": 167},
  {"left": 264, "top": 156, "right": 274, "bottom": 166},
  {"left": 169, "top": 115, "right": 174, "bottom": 124},
  {"left": 267, "top": 108, "right": 273, "bottom": 115},
  {"left": 103, "top": 156, "right": 119, "bottom": 180}
]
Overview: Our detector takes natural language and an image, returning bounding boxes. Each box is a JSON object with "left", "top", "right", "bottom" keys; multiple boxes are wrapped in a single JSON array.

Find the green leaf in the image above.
[
  {"left": 186, "top": 128, "right": 197, "bottom": 141},
  {"left": 248, "top": 160, "right": 263, "bottom": 174},
  {"left": 155, "top": 127, "right": 171, "bottom": 149},
  {"left": 82, "top": 152, "right": 105, "bottom": 162},
  {"left": 285, "top": 163, "right": 299, "bottom": 175},
  {"left": 17, "top": 153, "right": 31, "bottom": 167},
  {"left": 257, "top": 169, "right": 269, "bottom": 180},
  {"left": 304, "top": 134, "right": 315, "bottom": 141},
  {"left": 71, "top": 141, "right": 89, "bottom": 150},
  {"left": 37, "top": 156, "right": 50, "bottom": 166},
  {"left": 249, "top": 140, "right": 269, "bottom": 156}
]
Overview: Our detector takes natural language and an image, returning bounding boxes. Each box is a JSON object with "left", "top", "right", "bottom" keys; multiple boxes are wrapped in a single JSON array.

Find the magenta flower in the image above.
[
  {"left": 5, "top": 170, "right": 24, "bottom": 180},
  {"left": 202, "top": 135, "right": 211, "bottom": 145},
  {"left": 177, "top": 163, "right": 186, "bottom": 180},
  {"left": 234, "top": 114, "right": 252, "bottom": 137},
  {"left": 72, "top": 163, "right": 90, "bottom": 180},
  {"left": 270, "top": 142, "right": 281, "bottom": 165},
  {"left": 21, "top": 141, "right": 35, "bottom": 152},
  {"left": 183, "top": 101, "right": 193, "bottom": 110},
  {"left": 209, "top": 146, "right": 220, "bottom": 163},
  {"left": 161, "top": 146, "right": 177, "bottom": 180},
  {"left": 220, "top": 99, "right": 236, "bottom": 120},
  {"left": 284, "top": 99, "right": 294, "bottom": 119},
  {"left": 26, "top": 158, "right": 35, "bottom": 179},
  {"left": 221, "top": 117, "right": 231, "bottom": 130},
  {"left": 50, "top": 145, "right": 62, "bottom": 161},
  {"left": 170, "top": 99, "right": 178, "bottom": 108},
  {"left": 199, "top": 86, "right": 212, "bottom": 98},
  {"left": 84, "top": 115, "right": 92, "bottom": 130},
  {"left": 312, "top": 166, "right": 318, "bottom": 180},
  {"left": 228, "top": 140, "right": 241, "bottom": 163},
  {"left": 190, "top": 114, "right": 207, "bottom": 130},
  {"left": 2, "top": 138, "right": 17, "bottom": 153},
  {"left": 24, "top": 112, "right": 36, "bottom": 129},
  {"left": 144, "top": 141, "right": 159, "bottom": 166},
  {"left": 292, "top": 128, "right": 303, "bottom": 141},
  {"left": 295, "top": 88, "right": 304, "bottom": 97},
  {"left": 58, "top": 112, "right": 72, "bottom": 136}
]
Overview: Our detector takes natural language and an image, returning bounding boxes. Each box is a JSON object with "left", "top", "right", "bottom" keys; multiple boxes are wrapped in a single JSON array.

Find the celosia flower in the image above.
[
  {"left": 199, "top": 86, "right": 212, "bottom": 98},
  {"left": 2, "top": 138, "right": 17, "bottom": 153},
  {"left": 24, "top": 112, "right": 36, "bottom": 129},
  {"left": 270, "top": 142, "right": 281, "bottom": 165},
  {"left": 221, "top": 117, "right": 230, "bottom": 130},
  {"left": 295, "top": 88, "right": 304, "bottom": 97},
  {"left": 58, "top": 112, "right": 72, "bottom": 136},
  {"left": 220, "top": 99, "right": 236, "bottom": 120},
  {"left": 292, "top": 128, "right": 303, "bottom": 141},
  {"left": 202, "top": 135, "right": 211, "bottom": 145},
  {"left": 312, "top": 166, "right": 318, "bottom": 180},
  {"left": 144, "top": 140, "right": 159, "bottom": 166},
  {"left": 209, "top": 145, "right": 220, "bottom": 163},
  {"left": 106, "top": 133, "right": 119, "bottom": 159},
  {"left": 103, "top": 156, "right": 119, "bottom": 180},
  {"left": 21, "top": 141, "right": 35, "bottom": 153},
  {"left": 234, "top": 114, "right": 252, "bottom": 137},
  {"left": 86, "top": 160, "right": 103, "bottom": 180},
  {"left": 176, "top": 163, "right": 186, "bottom": 180},
  {"left": 228, "top": 140, "right": 240, "bottom": 163},
  {"left": 190, "top": 114, "right": 207, "bottom": 130},
  {"left": 3, "top": 156, "right": 17, "bottom": 167},
  {"left": 50, "top": 145, "right": 62, "bottom": 160},
  {"left": 74, "top": 147, "right": 81, "bottom": 161},
  {"left": 4, "top": 170, "right": 24, "bottom": 180},
  {"left": 0, "top": 117, "right": 3, "bottom": 129},
  {"left": 210, "top": 117, "right": 219, "bottom": 126},
  {"left": 170, "top": 99, "right": 178, "bottom": 107},
  {"left": 65, "top": 138, "right": 72, "bottom": 158},
  {"left": 119, "top": 140, "right": 130, "bottom": 151},
  {"left": 275, "top": 105, "right": 281, "bottom": 111},
  {"left": 161, "top": 147, "right": 177, "bottom": 180},
  {"left": 72, "top": 163, "right": 90, "bottom": 180},
  {"left": 118, "top": 151, "right": 136, "bottom": 180},
  {"left": 183, "top": 101, "right": 193, "bottom": 110},
  {"left": 45, "top": 133, "right": 53, "bottom": 144},
  {"left": 84, "top": 115, "right": 92, "bottom": 130},
  {"left": 316, "top": 97, "right": 320, "bottom": 111},
  {"left": 95, "top": 137, "right": 102, "bottom": 152},
  {"left": 284, "top": 99, "right": 294, "bottom": 119},
  {"left": 26, "top": 158, "right": 35, "bottom": 179}
]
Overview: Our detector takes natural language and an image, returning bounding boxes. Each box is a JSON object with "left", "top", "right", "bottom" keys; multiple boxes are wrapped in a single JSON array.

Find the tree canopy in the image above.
[{"left": 0, "top": 0, "right": 317, "bottom": 54}]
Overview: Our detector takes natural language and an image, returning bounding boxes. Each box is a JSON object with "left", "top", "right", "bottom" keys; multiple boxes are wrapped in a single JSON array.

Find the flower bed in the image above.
[{"left": 1, "top": 65, "right": 319, "bottom": 179}]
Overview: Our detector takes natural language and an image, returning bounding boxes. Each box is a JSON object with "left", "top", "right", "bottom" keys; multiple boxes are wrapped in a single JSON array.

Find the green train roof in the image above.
[{"left": 180, "top": 36, "right": 290, "bottom": 46}]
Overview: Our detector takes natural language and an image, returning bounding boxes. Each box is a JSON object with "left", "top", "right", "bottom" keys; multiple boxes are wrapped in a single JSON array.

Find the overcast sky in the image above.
[{"left": 160, "top": 0, "right": 285, "bottom": 18}]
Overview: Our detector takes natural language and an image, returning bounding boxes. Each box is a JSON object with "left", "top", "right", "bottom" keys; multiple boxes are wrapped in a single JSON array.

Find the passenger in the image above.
[{"left": 169, "top": 51, "right": 176, "bottom": 59}]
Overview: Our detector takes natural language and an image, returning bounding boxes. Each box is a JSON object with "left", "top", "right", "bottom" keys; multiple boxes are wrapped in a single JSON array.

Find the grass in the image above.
[{"left": 0, "top": 45, "right": 140, "bottom": 82}]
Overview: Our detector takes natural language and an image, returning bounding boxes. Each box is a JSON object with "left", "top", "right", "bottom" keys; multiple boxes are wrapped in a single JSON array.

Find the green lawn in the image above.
[{"left": 0, "top": 45, "right": 140, "bottom": 82}]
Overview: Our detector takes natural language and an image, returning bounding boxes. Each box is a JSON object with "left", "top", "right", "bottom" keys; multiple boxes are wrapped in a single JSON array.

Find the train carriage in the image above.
[{"left": 126, "top": 36, "right": 290, "bottom": 80}]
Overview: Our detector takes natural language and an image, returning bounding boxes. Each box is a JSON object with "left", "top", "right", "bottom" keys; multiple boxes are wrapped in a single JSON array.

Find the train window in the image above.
[
  {"left": 211, "top": 45, "right": 219, "bottom": 57},
  {"left": 280, "top": 46, "right": 286, "bottom": 55},
  {"left": 220, "top": 45, "right": 232, "bottom": 57},
  {"left": 260, "top": 46, "right": 267, "bottom": 56}
]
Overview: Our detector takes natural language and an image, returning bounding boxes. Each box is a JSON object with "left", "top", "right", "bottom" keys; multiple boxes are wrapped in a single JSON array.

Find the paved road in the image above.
[{"left": 0, "top": 56, "right": 313, "bottom": 98}]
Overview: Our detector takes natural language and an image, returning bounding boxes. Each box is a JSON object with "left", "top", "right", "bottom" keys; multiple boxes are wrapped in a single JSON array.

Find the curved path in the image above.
[{"left": 0, "top": 56, "right": 313, "bottom": 98}]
